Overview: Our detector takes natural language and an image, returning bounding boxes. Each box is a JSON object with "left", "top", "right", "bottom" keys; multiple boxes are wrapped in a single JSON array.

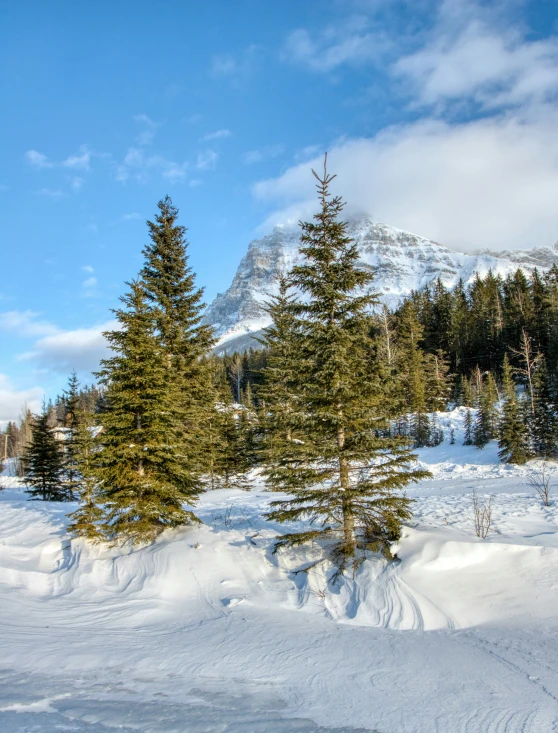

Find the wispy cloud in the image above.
[
  {"left": 19, "top": 320, "right": 116, "bottom": 375},
  {"left": 0, "top": 374, "right": 43, "bottom": 425},
  {"left": 196, "top": 149, "right": 218, "bottom": 171},
  {"left": 82, "top": 276, "right": 97, "bottom": 289},
  {"left": 281, "top": 17, "right": 387, "bottom": 72},
  {"left": 0, "top": 310, "right": 59, "bottom": 338},
  {"left": 82, "top": 265, "right": 94, "bottom": 274},
  {"left": 200, "top": 129, "right": 232, "bottom": 142},
  {"left": 133, "top": 114, "right": 161, "bottom": 146},
  {"left": 63, "top": 146, "right": 91, "bottom": 170},
  {"left": 36, "top": 188, "right": 66, "bottom": 198},
  {"left": 116, "top": 148, "right": 189, "bottom": 183},
  {"left": 394, "top": 5, "right": 558, "bottom": 112},
  {"left": 121, "top": 212, "right": 142, "bottom": 221},
  {"left": 211, "top": 45, "right": 258, "bottom": 81},
  {"left": 25, "top": 150, "right": 53, "bottom": 169},
  {"left": 244, "top": 144, "right": 284, "bottom": 165}
]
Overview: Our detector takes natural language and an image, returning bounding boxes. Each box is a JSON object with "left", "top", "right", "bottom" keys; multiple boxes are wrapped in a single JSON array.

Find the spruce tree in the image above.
[
  {"left": 264, "top": 159, "right": 429, "bottom": 566},
  {"left": 258, "top": 276, "right": 304, "bottom": 460},
  {"left": 498, "top": 355, "right": 531, "bottom": 464},
  {"left": 63, "top": 371, "right": 81, "bottom": 500},
  {"left": 139, "top": 196, "right": 215, "bottom": 479},
  {"left": 67, "top": 411, "right": 105, "bottom": 541},
  {"left": 24, "top": 401, "right": 66, "bottom": 501},
  {"left": 95, "top": 281, "right": 201, "bottom": 543},
  {"left": 463, "top": 407, "right": 474, "bottom": 446}
]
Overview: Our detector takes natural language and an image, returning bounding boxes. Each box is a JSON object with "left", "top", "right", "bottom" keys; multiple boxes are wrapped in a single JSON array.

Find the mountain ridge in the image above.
[{"left": 203, "top": 216, "right": 558, "bottom": 353}]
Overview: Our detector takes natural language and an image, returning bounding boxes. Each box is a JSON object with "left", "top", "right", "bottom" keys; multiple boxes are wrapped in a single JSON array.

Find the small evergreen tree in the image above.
[
  {"left": 67, "top": 412, "right": 105, "bottom": 540},
  {"left": 264, "top": 159, "right": 429, "bottom": 567},
  {"left": 463, "top": 408, "right": 474, "bottom": 446},
  {"left": 498, "top": 355, "right": 531, "bottom": 464},
  {"left": 63, "top": 371, "right": 81, "bottom": 500},
  {"left": 23, "top": 401, "right": 66, "bottom": 501}
]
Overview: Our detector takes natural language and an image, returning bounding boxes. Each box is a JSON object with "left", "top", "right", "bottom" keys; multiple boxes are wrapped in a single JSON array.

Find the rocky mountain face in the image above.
[{"left": 203, "top": 216, "right": 558, "bottom": 354}]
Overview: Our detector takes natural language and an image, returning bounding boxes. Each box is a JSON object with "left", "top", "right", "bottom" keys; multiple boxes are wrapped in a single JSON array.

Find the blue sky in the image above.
[{"left": 1, "top": 0, "right": 558, "bottom": 422}]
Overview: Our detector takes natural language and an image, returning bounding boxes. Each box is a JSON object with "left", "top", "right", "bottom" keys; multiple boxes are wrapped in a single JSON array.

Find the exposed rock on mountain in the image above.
[{"left": 204, "top": 216, "right": 558, "bottom": 353}]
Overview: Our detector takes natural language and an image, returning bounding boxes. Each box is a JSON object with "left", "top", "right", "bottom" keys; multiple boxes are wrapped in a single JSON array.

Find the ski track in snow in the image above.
[{"left": 1, "top": 414, "right": 558, "bottom": 732}]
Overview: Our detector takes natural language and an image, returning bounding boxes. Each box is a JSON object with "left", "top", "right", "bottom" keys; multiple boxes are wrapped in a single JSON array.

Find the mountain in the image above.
[{"left": 204, "top": 216, "right": 558, "bottom": 353}]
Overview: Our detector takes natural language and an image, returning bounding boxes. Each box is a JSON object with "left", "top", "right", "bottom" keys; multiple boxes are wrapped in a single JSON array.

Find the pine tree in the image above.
[
  {"left": 472, "top": 370, "right": 498, "bottom": 448},
  {"left": 264, "top": 159, "right": 429, "bottom": 566},
  {"left": 396, "top": 301, "right": 431, "bottom": 447},
  {"left": 23, "top": 401, "right": 66, "bottom": 501},
  {"left": 498, "top": 355, "right": 531, "bottom": 464},
  {"left": 63, "top": 371, "right": 81, "bottom": 500},
  {"left": 95, "top": 281, "right": 201, "bottom": 544},
  {"left": 67, "top": 411, "right": 105, "bottom": 541},
  {"left": 463, "top": 407, "right": 474, "bottom": 445},
  {"left": 139, "top": 195, "right": 216, "bottom": 479},
  {"left": 531, "top": 359, "right": 556, "bottom": 458},
  {"left": 258, "top": 276, "right": 304, "bottom": 462}
]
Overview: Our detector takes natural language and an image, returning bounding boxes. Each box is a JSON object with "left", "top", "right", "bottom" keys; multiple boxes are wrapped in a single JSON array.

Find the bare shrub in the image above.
[
  {"left": 528, "top": 462, "right": 555, "bottom": 507},
  {"left": 472, "top": 491, "right": 493, "bottom": 539}
]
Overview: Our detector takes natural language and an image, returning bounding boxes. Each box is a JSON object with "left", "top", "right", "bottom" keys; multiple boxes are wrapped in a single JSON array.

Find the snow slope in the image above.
[
  {"left": 1, "top": 413, "right": 558, "bottom": 732},
  {"left": 203, "top": 217, "right": 558, "bottom": 353}
]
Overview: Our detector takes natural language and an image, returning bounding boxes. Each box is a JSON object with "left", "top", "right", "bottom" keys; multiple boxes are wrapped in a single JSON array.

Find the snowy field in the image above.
[{"left": 1, "top": 409, "right": 558, "bottom": 732}]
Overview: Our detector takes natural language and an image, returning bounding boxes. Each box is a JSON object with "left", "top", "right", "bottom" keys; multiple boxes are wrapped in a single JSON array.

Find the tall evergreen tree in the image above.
[
  {"left": 139, "top": 195, "right": 216, "bottom": 478},
  {"left": 498, "top": 355, "right": 531, "bottom": 464},
  {"left": 264, "top": 159, "right": 429, "bottom": 566},
  {"left": 23, "top": 401, "right": 66, "bottom": 501},
  {"left": 95, "top": 281, "right": 201, "bottom": 543}
]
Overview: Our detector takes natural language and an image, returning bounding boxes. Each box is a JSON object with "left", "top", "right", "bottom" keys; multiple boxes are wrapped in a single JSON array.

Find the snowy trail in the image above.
[{"left": 2, "top": 427, "right": 558, "bottom": 732}]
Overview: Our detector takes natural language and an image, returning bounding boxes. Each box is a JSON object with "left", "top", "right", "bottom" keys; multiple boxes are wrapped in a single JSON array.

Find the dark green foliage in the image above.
[
  {"left": 23, "top": 401, "right": 66, "bottom": 501},
  {"left": 95, "top": 281, "right": 201, "bottom": 544},
  {"left": 498, "top": 355, "right": 531, "bottom": 464},
  {"left": 463, "top": 408, "right": 474, "bottom": 446},
  {"left": 263, "top": 159, "right": 429, "bottom": 566},
  {"left": 67, "top": 412, "right": 105, "bottom": 541},
  {"left": 139, "top": 195, "right": 216, "bottom": 476},
  {"left": 63, "top": 371, "right": 82, "bottom": 500}
]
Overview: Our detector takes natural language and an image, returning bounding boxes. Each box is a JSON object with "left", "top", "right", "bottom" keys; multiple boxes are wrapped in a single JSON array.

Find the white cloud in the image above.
[
  {"left": 121, "top": 212, "right": 141, "bottom": 221},
  {"left": 395, "top": 14, "right": 558, "bottom": 111},
  {"left": 82, "top": 277, "right": 97, "bottom": 289},
  {"left": 133, "top": 114, "right": 161, "bottom": 146},
  {"left": 196, "top": 150, "right": 218, "bottom": 171},
  {"left": 282, "top": 17, "right": 387, "bottom": 72},
  {"left": 71, "top": 176, "right": 84, "bottom": 190},
  {"left": 200, "top": 129, "right": 232, "bottom": 142},
  {"left": 63, "top": 147, "right": 91, "bottom": 170},
  {"left": 244, "top": 144, "right": 285, "bottom": 165},
  {"left": 25, "top": 150, "right": 53, "bottom": 169},
  {"left": 211, "top": 45, "right": 257, "bottom": 80},
  {"left": 116, "top": 148, "right": 189, "bottom": 183},
  {"left": 253, "top": 112, "right": 558, "bottom": 251},
  {"left": 19, "top": 320, "right": 116, "bottom": 375},
  {"left": 36, "top": 188, "right": 65, "bottom": 198},
  {"left": 0, "top": 310, "right": 59, "bottom": 338},
  {"left": 82, "top": 265, "right": 94, "bottom": 273},
  {"left": 0, "top": 374, "right": 43, "bottom": 426}
]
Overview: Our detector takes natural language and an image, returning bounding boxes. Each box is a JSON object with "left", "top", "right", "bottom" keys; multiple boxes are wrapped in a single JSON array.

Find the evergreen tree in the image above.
[
  {"left": 139, "top": 195, "right": 216, "bottom": 479},
  {"left": 531, "top": 359, "right": 556, "bottom": 458},
  {"left": 258, "top": 276, "right": 304, "bottom": 462},
  {"left": 463, "top": 407, "right": 474, "bottom": 446},
  {"left": 67, "top": 412, "right": 105, "bottom": 541},
  {"left": 396, "top": 301, "right": 431, "bottom": 447},
  {"left": 264, "top": 159, "right": 429, "bottom": 566},
  {"left": 63, "top": 371, "right": 81, "bottom": 500},
  {"left": 23, "top": 401, "right": 66, "bottom": 501},
  {"left": 498, "top": 355, "right": 531, "bottom": 464},
  {"left": 95, "top": 281, "right": 201, "bottom": 543},
  {"left": 473, "top": 371, "right": 498, "bottom": 448}
]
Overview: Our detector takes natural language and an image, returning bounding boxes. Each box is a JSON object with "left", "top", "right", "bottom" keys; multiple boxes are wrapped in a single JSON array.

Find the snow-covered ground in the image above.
[{"left": 1, "top": 409, "right": 558, "bottom": 732}]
